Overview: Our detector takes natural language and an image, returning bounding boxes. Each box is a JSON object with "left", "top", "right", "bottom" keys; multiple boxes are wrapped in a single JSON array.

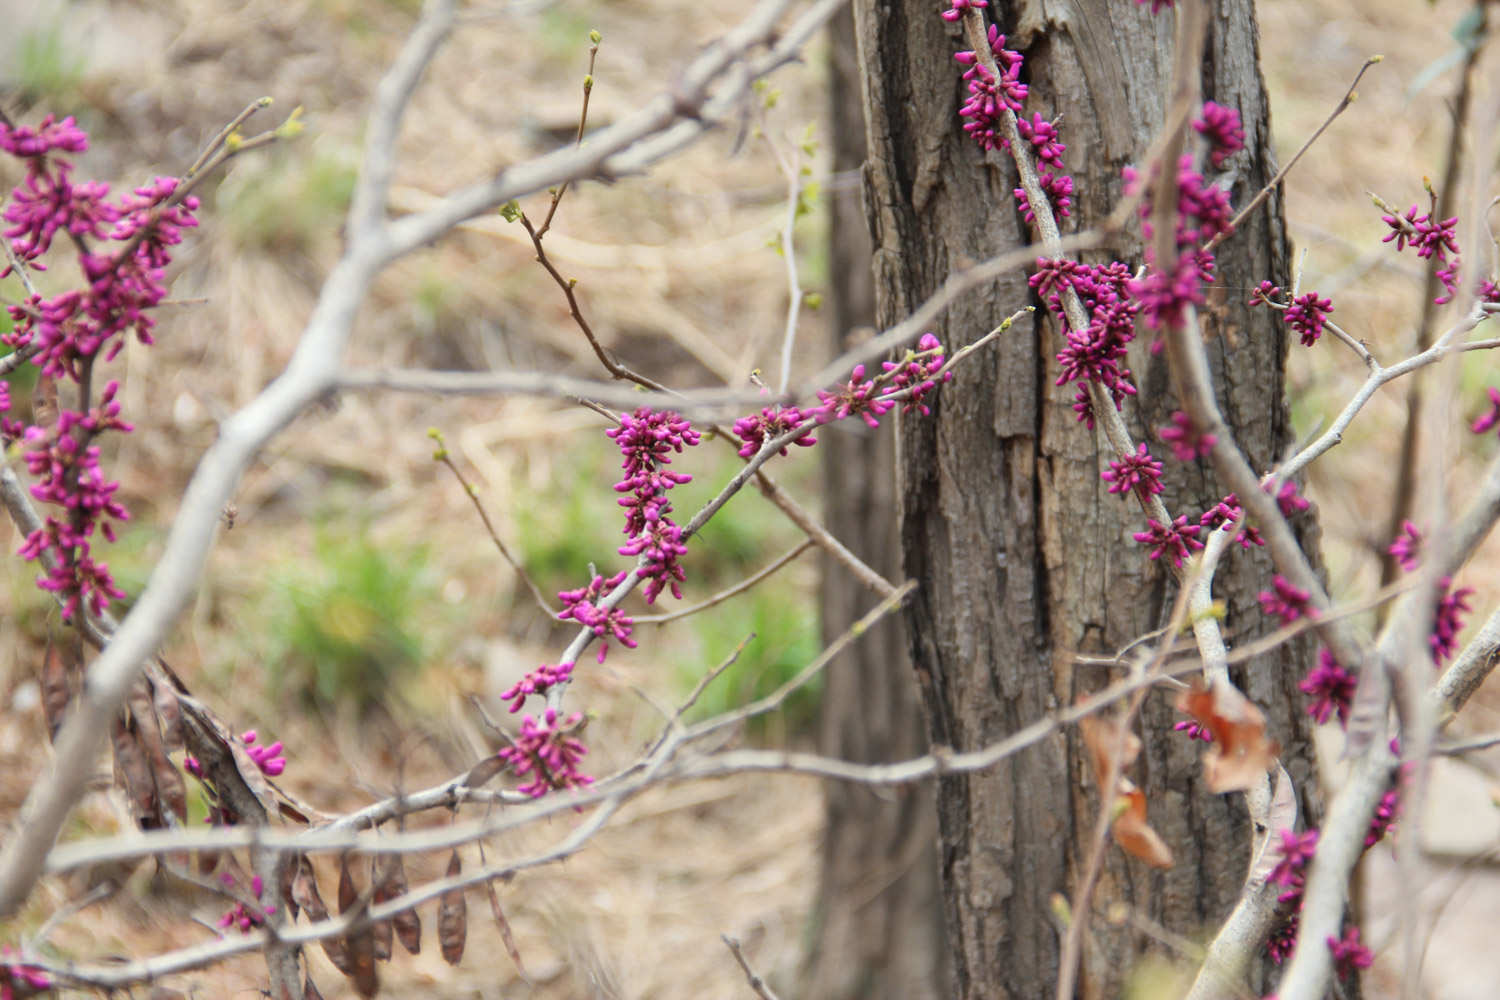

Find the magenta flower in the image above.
[
  {"left": 1194, "top": 101, "right": 1245, "bottom": 168},
  {"left": 607, "top": 407, "right": 699, "bottom": 603},
  {"left": 1471, "top": 387, "right": 1500, "bottom": 437},
  {"left": 1132, "top": 516, "right": 1203, "bottom": 568},
  {"left": 1431, "top": 577, "right": 1474, "bottom": 664},
  {"left": 0, "top": 946, "right": 51, "bottom": 995},
  {"left": 1388, "top": 520, "right": 1422, "bottom": 571},
  {"left": 1174, "top": 718, "right": 1211, "bottom": 742},
  {"left": 814, "top": 364, "right": 896, "bottom": 428},
  {"left": 732, "top": 405, "right": 815, "bottom": 458},
  {"left": 1326, "top": 925, "right": 1374, "bottom": 978},
  {"left": 1271, "top": 479, "right": 1309, "bottom": 517},
  {"left": 1299, "top": 649, "right": 1356, "bottom": 726},
  {"left": 497, "top": 708, "right": 593, "bottom": 797},
  {"left": 1283, "top": 291, "right": 1333, "bottom": 346},
  {"left": 1382, "top": 198, "right": 1461, "bottom": 304},
  {"left": 1101, "top": 443, "right": 1164, "bottom": 498},
  {"left": 557, "top": 571, "right": 636, "bottom": 663},
  {"left": 1199, "top": 494, "right": 1264, "bottom": 549},
  {"left": 499, "top": 662, "right": 575, "bottom": 714},
  {"left": 1016, "top": 112, "right": 1067, "bottom": 169},
  {"left": 1158, "top": 410, "right": 1216, "bottom": 462},
  {"left": 954, "top": 27, "right": 1027, "bottom": 153},
  {"left": 881, "top": 332, "right": 953, "bottom": 415},
  {"left": 241, "top": 729, "right": 288, "bottom": 777},
  {"left": 939, "top": 0, "right": 986, "bottom": 21},
  {"left": 1367, "top": 784, "right": 1401, "bottom": 847},
  {"left": 1267, "top": 827, "right": 1318, "bottom": 891},
  {"left": 1259, "top": 575, "right": 1315, "bottom": 625}
]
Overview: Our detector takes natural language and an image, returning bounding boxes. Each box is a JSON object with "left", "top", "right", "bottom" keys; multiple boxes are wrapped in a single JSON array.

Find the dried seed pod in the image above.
[{"left": 437, "top": 850, "right": 467, "bottom": 965}]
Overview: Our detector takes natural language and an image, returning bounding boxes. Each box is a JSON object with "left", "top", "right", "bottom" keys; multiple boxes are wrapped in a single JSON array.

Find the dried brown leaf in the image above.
[
  {"left": 1077, "top": 712, "right": 1141, "bottom": 791},
  {"left": 484, "top": 877, "right": 528, "bottom": 980},
  {"left": 129, "top": 682, "right": 185, "bottom": 827},
  {"left": 370, "top": 861, "right": 393, "bottom": 962},
  {"left": 438, "top": 850, "right": 468, "bottom": 966},
  {"left": 1111, "top": 784, "right": 1174, "bottom": 869},
  {"left": 1176, "top": 680, "right": 1281, "bottom": 793}
]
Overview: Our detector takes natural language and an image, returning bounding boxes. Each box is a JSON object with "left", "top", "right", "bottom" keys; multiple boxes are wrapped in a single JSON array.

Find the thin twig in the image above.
[{"left": 722, "top": 934, "right": 782, "bottom": 1000}]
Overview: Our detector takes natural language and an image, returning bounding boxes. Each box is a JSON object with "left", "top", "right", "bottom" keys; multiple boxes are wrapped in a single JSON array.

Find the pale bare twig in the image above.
[{"left": 722, "top": 934, "right": 782, "bottom": 1000}]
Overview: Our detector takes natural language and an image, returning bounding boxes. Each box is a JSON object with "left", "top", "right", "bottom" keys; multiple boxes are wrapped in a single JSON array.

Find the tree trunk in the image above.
[
  {"left": 802, "top": 7, "right": 948, "bottom": 997},
  {"left": 851, "top": 1, "right": 1325, "bottom": 996}
]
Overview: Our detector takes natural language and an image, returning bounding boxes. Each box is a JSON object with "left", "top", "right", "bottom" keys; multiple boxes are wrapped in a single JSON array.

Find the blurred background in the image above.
[{"left": 1, "top": 0, "right": 1498, "bottom": 996}]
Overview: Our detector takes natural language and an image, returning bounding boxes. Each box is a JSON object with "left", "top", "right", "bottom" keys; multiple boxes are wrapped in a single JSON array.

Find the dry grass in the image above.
[{"left": 1, "top": 0, "right": 1498, "bottom": 996}]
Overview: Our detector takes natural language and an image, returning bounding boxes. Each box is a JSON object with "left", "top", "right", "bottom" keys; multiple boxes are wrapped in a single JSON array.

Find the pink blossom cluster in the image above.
[
  {"left": 953, "top": 26, "right": 1028, "bottom": 156},
  {"left": 1194, "top": 101, "right": 1246, "bottom": 168},
  {"left": 1199, "top": 494, "right": 1265, "bottom": 549},
  {"left": 1472, "top": 387, "right": 1500, "bottom": 438},
  {"left": 0, "top": 946, "right": 49, "bottom": 999},
  {"left": 607, "top": 407, "right": 700, "bottom": 603},
  {"left": 1029, "top": 258, "right": 1141, "bottom": 429},
  {"left": 497, "top": 708, "right": 592, "bottom": 797},
  {"left": 1430, "top": 576, "right": 1474, "bottom": 664},
  {"left": 1381, "top": 194, "right": 1461, "bottom": 303},
  {"left": 1299, "top": 649, "right": 1356, "bottom": 726},
  {"left": 1265, "top": 827, "right": 1318, "bottom": 965},
  {"left": 15, "top": 382, "right": 133, "bottom": 619},
  {"left": 813, "top": 364, "right": 896, "bottom": 428},
  {"left": 1130, "top": 515, "right": 1203, "bottom": 568},
  {"left": 732, "top": 405, "right": 816, "bottom": 458},
  {"left": 1326, "top": 925, "right": 1374, "bottom": 979},
  {"left": 1101, "top": 442, "right": 1164, "bottom": 499},
  {"left": 1157, "top": 409, "right": 1215, "bottom": 462},
  {"left": 216, "top": 873, "right": 275, "bottom": 934},
  {"left": 1259, "top": 575, "right": 1315, "bottom": 626},
  {"left": 499, "top": 662, "right": 575, "bottom": 714},
  {"left": 1249, "top": 281, "right": 1335, "bottom": 346},
  {"left": 1, "top": 113, "right": 199, "bottom": 621},
  {"left": 1125, "top": 152, "right": 1235, "bottom": 330},
  {"left": 240, "top": 729, "right": 287, "bottom": 777},
  {"left": 557, "top": 570, "right": 636, "bottom": 663},
  {"left": 0, "top": 948, "right": 49, "bottom": 998},
  {"left": 1387, "top": 519, "right": 1422, "bottom": 571},
  {"left": 880, "top": 333, "right": 953, "bottom": 415}
]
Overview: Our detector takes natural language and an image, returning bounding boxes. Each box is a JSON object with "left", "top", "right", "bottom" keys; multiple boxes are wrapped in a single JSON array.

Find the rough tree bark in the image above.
[
  {"left": 802, "top": 7, "right": 947, "bottom": 998},
  {"left": 851, "top": 1, "right": 1326, "bottom": 996}
]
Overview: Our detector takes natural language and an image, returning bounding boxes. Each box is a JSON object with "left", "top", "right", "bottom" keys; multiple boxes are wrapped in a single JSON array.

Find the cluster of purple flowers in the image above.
[
  {"left": 1381, "top": 196, "right": 1461, "bottom": 304},
  {"left": 731, "top": 405, "right": 816, "bottom": 458},
  {"left": 1299, "top": 649, "right": 1356, "bottom": 726},
  {"left": 607, "top": 407, "right": 700, "bottom": 604},
  {"left": 1431, "top": 576, "right": 1474, "bottom": 664},
  {"left": 557, "top": 570, "right": 636, "bottom": 663},
  {"left": 216, "top": 873, "right": 276, "bottom": 934},
  {"left": 1125, "top": 152, "right": 1235, "bottom": 330},
  {"left": 1030, "top": 258, "right": 1141, "bottom": 429},
  {"left": 1194, "top": 101, "right": 1246, "bottom": 168},
  {"left": 1265, "top": 827, "right": 1319, "bottom": 965},
  {"left": 1472, "top": 387, "right": 1500, "bottom": 438},
  {"left": 1199, "top": 494, "right": 1265, "bottom": 549},
  {"left": 497, "top": 708, "right": 592, "bottom": 797},
  {"left": 1, "top": 114, "right": 198, "bottom": 622},
  {"left": 240, "top": 729, "right": 287, "bottom": 777},
  {"left": 1130, "top": 515, "right": 1203, "bottom": 568},
  {"left": 1101, "top": 442, "right": 1164, "bottom": 498},
  {"left": 1259, "top": 575, "right": 1315, "bottom": 626},
  {"left": 1157, "top": 409, "right": 1216, "bottom": 462},
  {"left": 880, "top": 333, "right": 953, "bottom": 415},
  {"left": 1249, "top": 281, "right": 1335, "bottom": 346},
  {"left": 0, "top": 946, "right": 50, "bottom": 998},
  {"left": 953, "top": 26, "right": 1028, "bottom": 155},
  {"left": 499, "top": 662, "right": 575, "bottom": 714}
]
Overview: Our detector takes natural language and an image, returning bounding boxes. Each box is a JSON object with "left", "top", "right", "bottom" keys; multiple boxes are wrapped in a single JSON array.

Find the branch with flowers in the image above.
[{"left": 3, "top": 0, "right": 1500, "bottom": 997}]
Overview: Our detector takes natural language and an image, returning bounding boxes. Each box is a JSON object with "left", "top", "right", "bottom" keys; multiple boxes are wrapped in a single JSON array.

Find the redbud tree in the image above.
[{"left": 0, "top": 1, "right": 1498, "bottom": 999}]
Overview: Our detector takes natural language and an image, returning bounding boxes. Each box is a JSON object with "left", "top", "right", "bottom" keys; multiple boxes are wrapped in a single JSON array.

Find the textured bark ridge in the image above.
[
  {"left": 851, "top": 1, "right": 1324, "bottom": 996},
  {"left": 803, "top": 7, "right": 948, "bottom": 997}
]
